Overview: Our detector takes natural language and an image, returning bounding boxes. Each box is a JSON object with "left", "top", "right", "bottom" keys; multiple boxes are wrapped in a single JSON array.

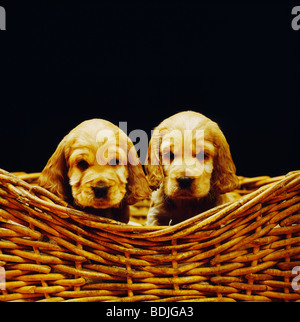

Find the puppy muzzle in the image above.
[{"left": 92, "top": 184, "right": 109, "bottom": 199}]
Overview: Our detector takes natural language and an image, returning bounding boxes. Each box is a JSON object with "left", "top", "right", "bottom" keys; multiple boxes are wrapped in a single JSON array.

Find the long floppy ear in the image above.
[
  {"left": 211, "top": 129, "right": 239, "bottom": 194},
  {"left": 144, "top": 128, "right": 164, "bottom": 190},
  {"left": 38, "top": 137, "right": 71, "bottom": 201},
  {"left": 125, "top": 142, "right": 151, "bottom": 205}
]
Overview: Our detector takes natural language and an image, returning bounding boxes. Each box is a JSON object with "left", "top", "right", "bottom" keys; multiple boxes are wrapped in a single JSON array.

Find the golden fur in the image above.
[
  {"left": 39, "top": 119, "right": 150, "bottom": 223},
  {"left": 145, "top": 111, "right": 239, "bottom": 226}
]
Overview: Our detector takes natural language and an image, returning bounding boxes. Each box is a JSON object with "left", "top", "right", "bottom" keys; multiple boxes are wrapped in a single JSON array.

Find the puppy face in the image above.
[
  {"left": 145, "top": 111, "right": 238, "bottom": 199},
  {"left": 160, "top": 129, "right": 216, "bottom": 199},
  {"left": 39, "top": 119, "right": 150, "bottom": 210},
  {"left": 67, "top": 137, "right": 129, "bottom": 209}
]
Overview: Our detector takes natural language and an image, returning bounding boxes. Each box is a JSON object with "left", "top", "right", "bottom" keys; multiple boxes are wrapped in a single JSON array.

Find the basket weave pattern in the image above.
[{"left": 0, "top": 168, "right": 300, "bottom": 302}]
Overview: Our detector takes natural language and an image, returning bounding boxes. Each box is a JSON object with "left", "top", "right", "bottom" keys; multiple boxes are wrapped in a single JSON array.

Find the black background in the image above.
[{"left": 0, "top": 1, "right": 299, "bottom": 177}]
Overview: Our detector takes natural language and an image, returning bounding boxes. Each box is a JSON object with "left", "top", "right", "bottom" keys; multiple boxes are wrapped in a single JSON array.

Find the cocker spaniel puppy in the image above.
[
  {"left": 38, "top": 119, "right": 150, "bottom": 223},
  {"left": 145, "top": 111, "right": 239, "bottom": 226}
]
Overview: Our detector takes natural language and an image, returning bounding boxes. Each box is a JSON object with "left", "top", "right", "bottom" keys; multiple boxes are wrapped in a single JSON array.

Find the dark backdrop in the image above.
[{"left": 0, "top": 1, "right": 299, "bottom": 177}]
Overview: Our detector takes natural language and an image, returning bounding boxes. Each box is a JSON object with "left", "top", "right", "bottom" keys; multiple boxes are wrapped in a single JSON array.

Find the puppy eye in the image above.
[
  {"left": 169, "top": 151, "right": 175, "bottom": 162},
  {"left": 77, "top": 160, "right": 89, "bottom": 171},
  {"left": 109, "top": 158, "right": 119, "bottom": 165},
  {"left": 162, "top": 150, "right": 175, "bottom": 163},
  {"left": 196, "top": 152, "right": 209, "bottom": 161}
]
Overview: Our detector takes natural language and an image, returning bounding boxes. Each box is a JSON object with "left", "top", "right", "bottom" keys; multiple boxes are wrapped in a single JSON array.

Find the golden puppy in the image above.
[
  {"left": 39, "top": 119, "right": 150, "bottom": 223},
  {"left": 145, "top": 111, "right": 239, "bottom": 225}
]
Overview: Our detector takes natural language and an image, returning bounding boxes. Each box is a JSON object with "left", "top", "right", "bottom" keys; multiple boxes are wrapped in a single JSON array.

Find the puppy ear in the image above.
[
  {"left": 125, "top": 144, "right": 151, "bottom": 205},
  {"left": 211, "top": 130, "right": 239, "bottom": 194},
  {"left": 144, "top": 129, "right": 164, "bottom": 190},
  {"left": 38, "top": 138, "right": 70, "bottom": 201}
]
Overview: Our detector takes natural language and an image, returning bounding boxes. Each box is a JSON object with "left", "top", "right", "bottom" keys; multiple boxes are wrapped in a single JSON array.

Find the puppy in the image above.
[
  {"left": 145, "top": 111, "right": 239, "bottom": 225},
  {"left": 39, "top": 119, "right": 150, "bottom": 223}
]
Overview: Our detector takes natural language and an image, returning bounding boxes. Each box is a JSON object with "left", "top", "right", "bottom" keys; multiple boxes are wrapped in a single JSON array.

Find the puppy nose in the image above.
[
  {"left": 92, "top": 185, "right": 109, "bottom": 199},
  {"left": 177, "top": 177, "right": 194, "bottom": 189}
]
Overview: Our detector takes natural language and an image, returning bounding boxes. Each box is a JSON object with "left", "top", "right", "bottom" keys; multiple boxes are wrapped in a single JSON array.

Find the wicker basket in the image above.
[{"left": 0, "top": 168, "right": 300, "bottom": 302}]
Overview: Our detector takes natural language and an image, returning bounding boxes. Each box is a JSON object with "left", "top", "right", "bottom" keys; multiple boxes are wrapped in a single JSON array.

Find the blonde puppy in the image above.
[
  {"left": 39, "top": 119, "right": 150, "bottom": 223},
  {"left": 145, "top": 111, "right": 239, "bottom": 225}
]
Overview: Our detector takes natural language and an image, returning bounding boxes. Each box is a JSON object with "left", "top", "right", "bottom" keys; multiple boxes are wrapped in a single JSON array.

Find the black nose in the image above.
[
  {"left": 177, "top": 177, "right": 194, "bottom": 189},
  {"left": 92, "top": 185, "right": 109, "bottom": 199}
]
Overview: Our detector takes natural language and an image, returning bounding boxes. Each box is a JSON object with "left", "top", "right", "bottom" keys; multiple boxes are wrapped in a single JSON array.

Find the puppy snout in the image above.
[
  {"left": 92, "top": 185, "right": 109, "bottom": 199},
  {"left": 177, "top": 177, "right": 194, "bottom": 189}
]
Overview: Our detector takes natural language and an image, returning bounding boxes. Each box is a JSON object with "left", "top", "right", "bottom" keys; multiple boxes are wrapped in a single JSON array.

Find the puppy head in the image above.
[
  {"left": 145, "top": 111, "right": 238, "bottom": 199},
  {"left": 39, "top": 119, "right": 150, "bottom": 209}
]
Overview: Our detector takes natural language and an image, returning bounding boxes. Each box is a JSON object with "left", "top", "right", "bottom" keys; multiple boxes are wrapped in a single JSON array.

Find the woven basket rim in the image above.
[{"left": 2, "top": 168, "right": 300, "bottom": 234}]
